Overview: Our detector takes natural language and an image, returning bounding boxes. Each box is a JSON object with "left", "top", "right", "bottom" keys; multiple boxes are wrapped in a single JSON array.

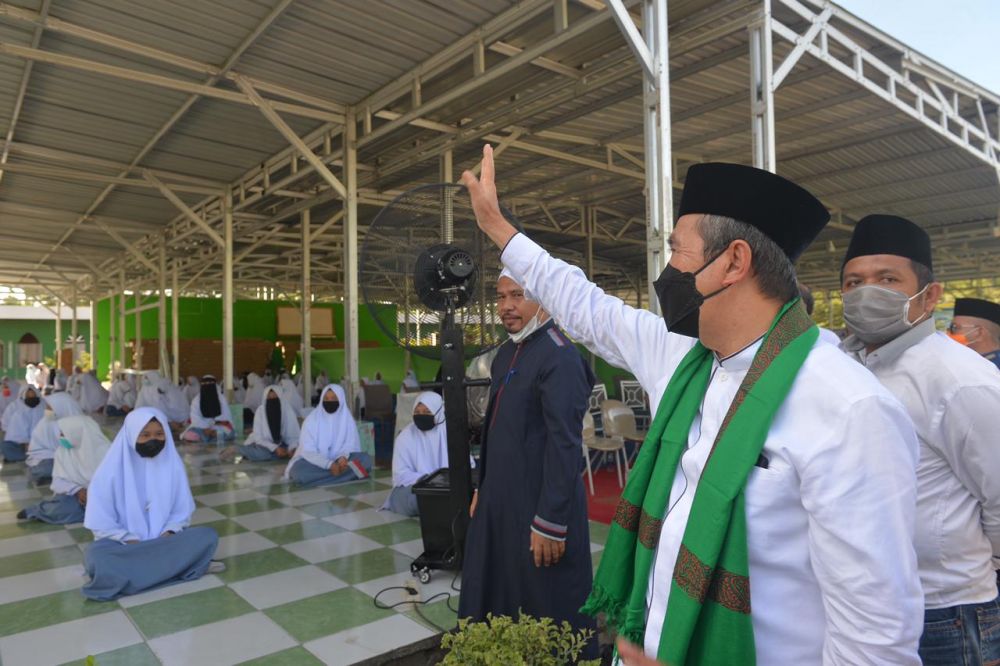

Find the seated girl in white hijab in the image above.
[
  {"left": 0, "top": 376, "right": 20, "bottom": 415},
  {"left": 180, "top": 376, "right": 235, "bottom": 443},
  {"left": 134, "top": 372, "right": 187, "bottom": 426},
  {"left": 74, "top": 371, "right": 109, "bottom": 413},
  {"left": 383, "top": 391, "right": 448, "bottom": 516},
  {"left": 183, "top": 376, "right": 200, "bottom": 404},
  {"left": 280, "top": 378, "right": 305, "bottom": 418},
  {"left": 239, "top": 385, "right": 300, "bottom": 462},
  {"left": 27, "top": 393, "right": 83, "bottom": 484},
  {"left": 82, "top": 407, "right": 224, "bottom": 601},
  {"left": 106, "top": 373, "right": 136, "bottom": 417},
  {"left": 18, "top": 415, "right": 111, "bottom": 524},
  {"left": 1, "top": 385, "right": 44, "bottom": 462},
  {"left": 285, "top": 384, "right": 372, "bottom": 487},
  {"left": 0, "top": 385, "right": 45, "bottom": 462}
]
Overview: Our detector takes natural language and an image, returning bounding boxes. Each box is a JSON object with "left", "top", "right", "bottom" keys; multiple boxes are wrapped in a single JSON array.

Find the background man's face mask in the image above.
[
  {"left": 843, "top": 284, "right": 929, "bottom": 345},
  {"left": 946, "top": 323, "right": 981, "bottom": 346},
  {"left": 653, "top": 251, "right": 728, "bottom": 338}
]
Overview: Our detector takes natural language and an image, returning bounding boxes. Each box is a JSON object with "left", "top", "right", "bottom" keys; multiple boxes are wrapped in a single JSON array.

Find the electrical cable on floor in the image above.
[{"left": 372, "top": 586, "right": 456, "bottom": 633}]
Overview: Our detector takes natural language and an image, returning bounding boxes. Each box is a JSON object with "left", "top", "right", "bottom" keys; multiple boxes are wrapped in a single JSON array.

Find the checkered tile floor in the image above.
[{"left": 0, "top": 425, "right": 609, "bottom": 666}]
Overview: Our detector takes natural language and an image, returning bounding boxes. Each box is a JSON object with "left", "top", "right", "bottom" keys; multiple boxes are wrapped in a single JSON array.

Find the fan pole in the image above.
[{"left": 440, "top": 310, "right": 472, "bottom": 552}]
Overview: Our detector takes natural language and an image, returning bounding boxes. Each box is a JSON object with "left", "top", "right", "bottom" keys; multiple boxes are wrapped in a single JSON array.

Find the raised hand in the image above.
[{"left": 461, "top": 144, "right": 518, "bottom": 249}]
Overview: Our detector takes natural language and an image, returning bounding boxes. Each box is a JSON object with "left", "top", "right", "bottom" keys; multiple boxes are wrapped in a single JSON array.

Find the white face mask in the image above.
[
  {"left": 508, "top": 309, "right": 546, "bottom": 344},
  {"left": 843, "top": 284, "right": 929, "bottom": 345}
]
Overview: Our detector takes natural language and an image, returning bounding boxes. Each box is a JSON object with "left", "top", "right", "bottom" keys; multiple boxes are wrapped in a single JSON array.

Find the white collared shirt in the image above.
[
  {"left": 502, "top": 233, "right": 923, "bottom": 664},
  {"left": 846, "top": 319, "right": 1000, "bottom": 609}
]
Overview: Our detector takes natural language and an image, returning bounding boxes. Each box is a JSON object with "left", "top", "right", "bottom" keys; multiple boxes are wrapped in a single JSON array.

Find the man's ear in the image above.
[
  {"left": 921, "top": 282, "right": 943, "bottom": 315},
  {"left": 722, "top": 239, "right": 754, "bottom": 286}
]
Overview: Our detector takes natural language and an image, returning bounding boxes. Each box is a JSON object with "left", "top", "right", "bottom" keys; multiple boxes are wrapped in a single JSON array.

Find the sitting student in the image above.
[
  {"left": 383, "top": 392, "right": 448, "bottom": 516},
  {"left": 183, "top": 376, "right": 200, "bottom": 404},
  {"left": 74, "top": 371, "right": 109, "bottom": 413},
  {"left": 280, "top": 378, "right": 305, "bottom": 418},
  {"left": 1, "top": 386, "right": 44, "bottom": 462},
  {"left": 27, "top": 393, "right": 83, "bottom": 484},
  {"left": 105, "top": 373, "right": 136, "bottom": 417},
  {"left": 243, "top": 372, "right": 264, "bottom": 427},
  {"left": 82, "top": 407, "right": 224, "bottom": 601},
  {"left": 238, "top": 385, "right": 300, "bottom": 462},
  {"left": 285, "top": 384, "right": 372, "bottom": 487},
  {"left": 18, "top": 415, "right": 111, "bottom": 524},
  {"left": 181, "top": 376, "right": 235, "bottom": 443},
  {"left": 0, "top": 376, "right": 20, "bottom": 415}
]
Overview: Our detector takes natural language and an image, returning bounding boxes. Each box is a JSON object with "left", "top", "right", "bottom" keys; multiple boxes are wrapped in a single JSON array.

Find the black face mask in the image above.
[
  {"left": 413, "top": 414, "right": 436, "bottom": 431},
  {"left": 322, "top": 400, "right": 340, "bottom": 414},
  {"left": 265, "top": 397, "right": 282, "bottom": 443},
  {"left": 652, "top": 251, "right": 728, "bottom": 338},
  {"left": 136, "top": 438, "right": 166, "bottom": 458},
  {"left": 24, "top": 396, "right": 40, "bottom": 408}
]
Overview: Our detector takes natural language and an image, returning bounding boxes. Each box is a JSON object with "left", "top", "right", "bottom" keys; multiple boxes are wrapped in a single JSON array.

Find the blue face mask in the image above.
[{"left": 58, "top": 437, "right": 73, "bottom": 450}]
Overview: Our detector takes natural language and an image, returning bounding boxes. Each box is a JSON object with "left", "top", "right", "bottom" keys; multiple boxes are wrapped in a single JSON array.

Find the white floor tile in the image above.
[
  {"left": 269, "top": 487, "right": 343, "bottom": 507},
  {"left": 391, "top": 539, "right": 426, "bottom": 558},
  {"left": 353, "top": 570, "right": 460, "bottom": 611},
  {"left": 351, "top": 489, "right": 391, "bottom": 507},
  {"left": 213, "top": 532, "right": 276, "bottom": 559},
  {"left": 193, "top": 488, "right": 265, "bottom": 507},
  {"left": 0, "top": 564, "right": 84, "bottom": 604},
  {"left": 0, "top": 511, "right": 23, "bottom": 526},
  {"left": 323, "top": 507, "right": 408, "bottom": 531},
  {"left": 0, "top": 488, "right": 42, "bottom": 501},
  {"left": 189, "top": 506, "right": 226, "bottom": 524},
  {"left": 0, "top": 530, "right": 75, "bottom": 558},
  {"left": 117, "top": 574, "right": 224, "bottom": 608},
  {"left": 229, "top": 565, "right": 346, "bottom": 609},
  {"left": 303, "top": 614, "right": 435, "bottom": 666},
  {"left": 148, "top": 612, "right": 296, "bottom": 666},
  {"left": 0, "top": 610, "right": 142, "bottom": 666},
  {"left": 232, "top": 507, "right": 311, "bottom": 532},
  {"left": 281, "top": 532, "right": 383, "bottom": 564}
]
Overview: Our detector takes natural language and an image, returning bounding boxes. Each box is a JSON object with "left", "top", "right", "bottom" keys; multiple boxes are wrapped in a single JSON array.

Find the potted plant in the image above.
[{"left": 440, "top": 613, "right": 600, "bottom": 665}]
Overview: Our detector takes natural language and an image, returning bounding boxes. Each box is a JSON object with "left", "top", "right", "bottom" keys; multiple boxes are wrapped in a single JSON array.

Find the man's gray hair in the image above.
[{"left": 697, "top": 214, "right": 799, "bottom": 302}]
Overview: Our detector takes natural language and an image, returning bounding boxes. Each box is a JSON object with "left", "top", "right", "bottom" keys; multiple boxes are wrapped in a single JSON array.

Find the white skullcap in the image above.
[{"left": 498, "top": 266, "right": 535, "bottom": 301}]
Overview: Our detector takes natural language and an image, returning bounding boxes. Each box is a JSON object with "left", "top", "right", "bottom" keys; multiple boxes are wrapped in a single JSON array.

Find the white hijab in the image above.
[
  {"left": 280, "top": 378, "right": 305, "bottom": 416},
  {"left": 108, "top": 375, "right": 136, "bottom": 409},
  {"left": 53, "top": 415, "right": 111, "bottom": 490},
  {"left": 189, "top": 381, "right": 233, "bottom": 428},
  {"left": 0, "top": 377, "right": 20, "bottom": 414},
  {"left": 1, "top": 385, "right": 44, "bottom": 443},
  {"left": 75, "top": 372, "right": 109, "bottom": 413},
  {"left": 134, "top": 371, "right": 166, "bottom": 412},
  {"left": 390, "top": 391, "right": 448, "bottom": 488},
  {"left": 25, "top": 364, "right": 38, "bottom": 388},
  {"left": 183, "top": 376, "right": 200, "bottom": 403},
  {"left": 246, "top": 384, "right": 301, "bottom": 451},
  {"left": 285, "top": 384, "right": 359, "bottom": 478},
  {"left": 84, "top": 407, "right": 194, "bottom": 541},
  {"left": 244, "top": 372, "right": 265, "bottom": 411},
  {"left": 27, "top": 392, "right": 84, "bottom": 464}
]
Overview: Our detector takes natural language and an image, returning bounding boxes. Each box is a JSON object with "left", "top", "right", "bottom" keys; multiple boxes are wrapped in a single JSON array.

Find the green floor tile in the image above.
[
  {"left": 199, "top": 518, "right": 249, "bottom": 537},
  {"left": 355, "top": 519, "right": 422, "bottom": 545},
  {"left": 213, "top": 497, "right": 287, "bottom": 518},
  {"left": 236, "top": 646, "right": 325, "bottom": 666},
  {"left": 316, "top": 547, "right": 413, "bottom": 584},
  {"left": 0, "top": 544, "right": 84, "bottom": 578},
  {"left": 406, "top": 598, "right": 458, "bottom": 633},
  {"left": 0, "top": 519, "right": 64, "bottom": 539},
  {"left": 0, "top": 589, "right": 115, "bottom": 638},
  {"left": 588, "top": 520, "right": 610, "bottom": 546},
  {"left": 371, "top": 469, "right": 392, "bottom": 480},
  {"left": 125, "top": 586, "right": 255, "bottom": 639},
  {"left": 264, "top": 587, "right": 394, "bottom": 642},
  {"left": 333, "top": 480, "right": 387, "bottom": 497},
  {"left": 216, "top": 547, "right": 309, "bottom": 584},
  {"left": 59, "top": 641, "right": 160, "bottom": 666},
  {"left": 188, "top": 482, "right": 237, "bottom": 496},
  {"left": 66, "top": 526, "right": 94, "bottom": 543},
  {"left": 299, "top": 498, "right": 367, "bottom": 518},
  {"left": 255, "top": 519, "right": 344, "bottom": 545}
]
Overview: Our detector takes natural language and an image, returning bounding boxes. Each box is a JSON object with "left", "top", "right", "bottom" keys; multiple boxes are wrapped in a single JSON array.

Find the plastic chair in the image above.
[
  {"left": 582, "top": 411, "right": 628, "bottom": 494},
  {"left": 602, "top": 399, "right": 648, "bottom": 467}
]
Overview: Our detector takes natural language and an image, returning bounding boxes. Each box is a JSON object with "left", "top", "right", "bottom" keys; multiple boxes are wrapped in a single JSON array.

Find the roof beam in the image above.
[
  {"left": 0, "top": 0, "right": 48, "bottom": 185},
  {"left": 143, "top": 170, "right": 225, "bottom": 247}
]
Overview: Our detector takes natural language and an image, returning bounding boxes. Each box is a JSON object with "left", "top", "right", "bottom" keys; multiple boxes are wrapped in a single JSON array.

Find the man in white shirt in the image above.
[
  {"left": 840, "top": 214, "right": 1000, "bottom": 665},
  {"left": 460, "top": 145, "right": 923, "bottom": 665}
]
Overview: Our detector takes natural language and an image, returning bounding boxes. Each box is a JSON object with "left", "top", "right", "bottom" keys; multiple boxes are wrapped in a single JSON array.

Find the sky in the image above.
[{"left": 835, "top": 0, "right": 1000, "bottom": 95}]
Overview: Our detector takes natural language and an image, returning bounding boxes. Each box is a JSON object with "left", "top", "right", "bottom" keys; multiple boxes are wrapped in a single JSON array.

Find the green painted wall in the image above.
[
  {"left": 0, "top": 319, "right": 91, "bottom": 377},
  {"left": 94, "top": 296, "right": 396, "bottom": 377}
]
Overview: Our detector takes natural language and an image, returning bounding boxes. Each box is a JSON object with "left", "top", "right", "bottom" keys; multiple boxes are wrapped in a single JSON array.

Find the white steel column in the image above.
[
  {"left": 135, "top": 288, "right": 142, "bottom": 371},
  {"left": 223, "top": 188, "right": 235, "bottom": 401},
  {"left": 172, "top": 262, "right": 180, "bottom": 384},
  {"left": 749, "top": 0, "right": 776, "bottom": 172},
  {"left": 118, "top": 271, "right": 126, "bottom": 368},
  {"left": 301, "top": 208, "right": 312, "bottom": 405},
  {"left": 612, "top": 0, "right": 674, "bottom": 310},
  {"left": 109, "top": 292, "right": 116, "bottom": 372},
  {"left": 55, "top": 302, "right": 62, "bottom": 370},
  {"left": 89, "top": 297, "right": 95, "bottom": 373},
  {"left": 158, "top": 239, "right": 168, "bottom": 375},
  {"left": 343, "top": 111, "right": 360, "bottom": 413},
  {"left": 70, "top": 286, "right": 78, "bottom": 366}
]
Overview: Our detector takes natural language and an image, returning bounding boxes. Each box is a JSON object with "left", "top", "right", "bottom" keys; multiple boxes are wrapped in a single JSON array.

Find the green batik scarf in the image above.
[{"left": 581, "top": 299, "right": 817, "bottom": 665}]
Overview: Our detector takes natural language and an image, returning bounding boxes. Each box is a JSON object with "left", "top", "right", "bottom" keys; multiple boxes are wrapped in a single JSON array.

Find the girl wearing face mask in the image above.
[
  {"left": 285, "top": 384, "right": 372, "bottom": 487},
  {"left": 382, "top": 392, "right": 449, "bottom": 516},
  {"left": 18, "top": 415, "right": 110, "bottom": 524},
  {"left": 180, "top": 376, "right": 235, "bottom": 444},
  {"left": 0, "top": 386, "right": 44, "bottom": 462},
  {"left": 26, "top": 392, "right": 83, "bottom": 485},
  {"left": 82, "top": 407, "right": 224, "bottom": 601},
  {"left": 238, "top": 386, "right": 301, "bottom": 462}
]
